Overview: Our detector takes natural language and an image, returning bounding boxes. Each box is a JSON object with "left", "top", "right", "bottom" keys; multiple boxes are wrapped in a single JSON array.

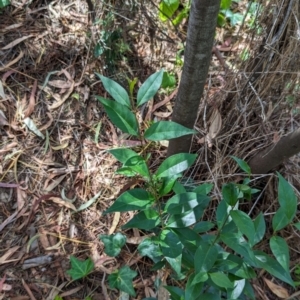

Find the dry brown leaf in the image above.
[
  {"left": 38, "top": 228, "right": 51, "bottom": 250},
  {"left": 39, "top": 112, "right": 53, "bottom": 131},
  {"left": 48, "top": 80, "right": 73, "bottom": 89},
  {"left": 108, "top": 212, "right": 120, "bottom": 234},
  {"left": 208, "top": 108, "right": 222, "bottom": 139},
  {"left": 47, "top": 196, "right": 77, "bottom": 211},
  {"left": 48, "top": 81, "right": 74, "bottom": 110},
  {"left": 153, "top": 111, "right": 172, "bottom": 118},
  {"left": 0, "top": 246, "right": 20, "bottom": 265},
  {"left": 44, "top": 174, "right": 66, "bottom": 191},
  {"left": 24, "top": 80, "right": 37, "bottom": 118},
  {"left": 0, "top": 51, "right": 24, "bottom": 71},
  {"left": 16, "top": 187, "right": 26, "bottom": 211},
  {"left": 59, "top": 286, "right": 84, "bottom": 297},
  {"left": 2, "top": 35, "right": 34, "bottom": 50},
  {"left": 263, "top": 278, "right": 289, "bottom": 298}
]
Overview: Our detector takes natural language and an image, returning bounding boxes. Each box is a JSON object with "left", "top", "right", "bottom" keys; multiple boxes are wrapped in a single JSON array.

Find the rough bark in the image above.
[
  {"left": 248, "top": 128, "right": 300, "bottom": 174},
  {"left": 167, "top": 0, "right": 221, "bottom": 156}
]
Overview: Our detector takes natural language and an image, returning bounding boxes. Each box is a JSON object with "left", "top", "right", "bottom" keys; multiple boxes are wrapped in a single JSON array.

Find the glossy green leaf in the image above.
[
  {"left": 293, "top": 222, "right": 300, "bottom": 230},
  {"left": 209, "top": 272, "right": 234, "bottom": 289},
  {"left": 185, "top": 274, "right": 204, "bottom": 299},
  {"left": 100, "top": 233, "right": 126, "bottom": 257},
  {"left": 172, "top": 227, "right": 201, "bottom": 251},
  {"left": 221, "top": 0, "right": 232, "bottom": 10},
  {"left": 216, "top": 200, "right": 230, "bottom": 228},
  {"left": 122, "top": 208, "right": 160, "bottom": 230},
  {"left": 161, "top": 71, "right": 176, "bottom": 89},
  {"left": 222, "top": 183, "right": 239, "bottom": 206},
  {"left": 172, "top": 181, "right": 187, "bottom": 194},
  {"left": 104, "top": 189, "right": 154, "bottom": 214},
  {"left": 270, "top": 236, "right": 290, "bottom": 272},
  {"left": 97, "top": 97, "right": 139, "bottom": 135},
  {"left": 167, "top": 206, "right": 205, "bottom": 228},
  {"left": 137, "top": 70, "right": 163, "bottom": 107},
  {"left": 193, "top": 221, "right": 215, "bottom": 233},
  {"left": 164, "top": 192, "right": 210, "bottom": 214},
  {"left": 158, "top": 174, "right": 181, "bottom": 196},
  {"left": 159, "top": 0, "right": 180, "bottom": 21},
  {"left": 163, "top": 286, "right": 184, "bottom": 300},
  {"left": 159, "top": 229, "right": 183, "bottom": 258},
  {"left": 254, "top": 250, "right": 294, "bottom": 286},
  {"left": 108, "top": 148, "right": 138, "bottom": 164},
  {"left": 220, "top": 232, "right": 257, "bottom": 266},
  {"left": 67, "top": 256, "right": 94, "bottom": 280},
  {"left": 108, "top": 266, "right": 137, "bottom": 296},
  {"left": 272, "top": 207, "right": 290, "bottom": 232},
  {"left": 155, "top": 153, "right": 197, "bottom": 178},
  {"left": 144, "top": 121, "right": 196, "bottom": 141},
  {"left": 194, "top": 241, "right": 218, "bottom": 273},
  {"left": 227, "top": 279, "right": 245, "bottom": 299},
  {"left": 230, "top": 156, "right": 251, "bottom": 175},
  {"left": 253, "top": 212, "right": 266, "bottom": 245},
  {"left": 200, "top": 294, "right": 221, "bottom": 300},
  {"left": 277, "top": 172, "right": 297, "bottom": 221},
  {"left": 123, "top": 155, "right": 150, "bottom": 179},
  {"left": 96, "top": 73, "right": 130, "bottom": 107},
  {"left": 165, "top": 255, "right": 182, "bottom": 276},
  {"left": 115, "top": 166, "right": 137, "bottom": 177},
  {"left": 230, "top": 210, "right": 255, "bottom": 246},
  {"left": 194, "top": 183, "right": 214, "bottom": 195}
]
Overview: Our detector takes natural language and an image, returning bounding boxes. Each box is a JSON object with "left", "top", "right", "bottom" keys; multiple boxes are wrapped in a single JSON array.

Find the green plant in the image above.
[
  {"left": 94, "top": 70, "right": 297, "bottom": 298},
  {"left": 67, "top": 256, "right": 94, "bottom": 280},
  {"left": 0, "top": 0, "right": 10, "bottom": 9},
  {"left": 94, "top": 12, "right": 130, "bottom": 72},
  {"left": 159, "top": 0, "right": 190, "bottom": 26}
]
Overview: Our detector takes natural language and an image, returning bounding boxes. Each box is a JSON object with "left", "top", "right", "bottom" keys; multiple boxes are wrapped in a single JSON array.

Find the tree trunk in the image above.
[
  {"left": 248, "top": 128, "right": 300, "bottom": 174},
  {"left": 167, "top": 0, "right": 221, "bottom": 156}
]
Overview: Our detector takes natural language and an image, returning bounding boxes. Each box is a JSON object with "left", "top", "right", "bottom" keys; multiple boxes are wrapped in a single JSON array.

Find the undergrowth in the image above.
[{"left": 65, "top": 70, "right": 299, "bottom": 299}]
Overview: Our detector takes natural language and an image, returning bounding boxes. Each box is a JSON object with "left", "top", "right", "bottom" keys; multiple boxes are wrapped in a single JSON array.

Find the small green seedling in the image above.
[{"left": 67, "top": 256, "right": 94, "bottom": 280}]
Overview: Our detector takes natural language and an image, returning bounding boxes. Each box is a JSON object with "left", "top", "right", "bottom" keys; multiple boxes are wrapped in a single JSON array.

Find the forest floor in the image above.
[{"left": 0, "top": 0, "right": 300, "bottom": 299}]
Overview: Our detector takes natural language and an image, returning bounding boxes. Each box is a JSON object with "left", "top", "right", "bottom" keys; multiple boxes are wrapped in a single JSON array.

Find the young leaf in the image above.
[
  {"left": 144, "top": 121, "right": 196, "bottom": 141},
  {"left": 137, "top": 70, "right": 163, "bottom": 107},
  {"left": 222, "top": 183, "right": 239, "bottom": 206},
  {"left": 108, "top": 266, "right": 137, "bottom": 296},
  {"left": 155, "top": 153, "right": 197, "bottom": 178},
  {"left": 100, "top": 233, "right": 126, "bottom": 257},
  {"left": 277, "top": 172, "right": 297, "bottom": 222},
  {"left": 254, "top": 250, "right": 294, "bottom": 287},
  {"left": 194, "top": 241, "right": 218, "bottom": 273},
  {"left": 253, "top": 212, "right": 266, "bottom": 245},
  {"left": 164, "top": 192, "right": 210, "bottom": 214},
  {"left": 159, "top": 0, "right": 180, "bottom": 22},
  {"left": 67, "top": 256, "right": 94, "bottom": 280},
  {"left": 104, "top": 189, "right": 154, "bottom": 214},
  {"left": 230, "top": 210, "right": 255, "bottom": 246},
  {"left": 96, "top": 73, "right": 130, "bottom": 107},
  {"left": 270, "top": 236, "right": 290, "bottom": 272},
  {"left": 97, "top": 97, "right": 139, "bottom": 136},
  {"left": 108, "top": 148, "right": 138, "bottom": 164},
  {"left": 158, "top": 174, "right": 181, "bottom": 196},
  {"left": 161, "top": 71, "right": 176, "bottom": 89},
  {"left": 122, "top": 208, "right": 160, "bottom": 230},
  {"left": 230, "top": 156, "right": 251, "bottom": 175},
  {"left": 209, "top": 272, "right": 234, "bottom": 289},
  {"left": 123, "top": 155, "right": 150, "bottom": 179}
]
